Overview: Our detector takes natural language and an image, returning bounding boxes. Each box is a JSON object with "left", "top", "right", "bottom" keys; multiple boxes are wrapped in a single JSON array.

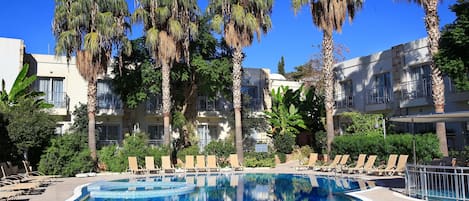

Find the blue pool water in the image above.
[{"left": 79, "top": 173, "right": 367, "bottom": 201}]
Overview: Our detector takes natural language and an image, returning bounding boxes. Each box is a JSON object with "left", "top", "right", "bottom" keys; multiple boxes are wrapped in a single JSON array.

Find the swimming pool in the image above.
[{"left": 76, "top": 173, "right": 369, "bottom": 201}]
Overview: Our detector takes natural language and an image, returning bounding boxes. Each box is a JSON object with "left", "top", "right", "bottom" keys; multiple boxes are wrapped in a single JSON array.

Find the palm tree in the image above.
[
  {"left": 133, "top": 0, "right": 198, "bottom": 145},
  {"left": 53, "top": 0, "right": 131, "bottom": 161},
  {"left": 292, "top": 0, "right": 363, "bottom": 154},
  {"left": 207, "top": 0, "right": 273, "bottom": 163},
  {"left": 405, "top": 0, "right": 447, "bottom": 156}
]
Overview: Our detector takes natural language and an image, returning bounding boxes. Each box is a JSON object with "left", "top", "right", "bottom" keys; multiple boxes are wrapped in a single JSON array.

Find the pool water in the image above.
[{"left": 81, "top": 173, "right": 367, "bottom": 201}]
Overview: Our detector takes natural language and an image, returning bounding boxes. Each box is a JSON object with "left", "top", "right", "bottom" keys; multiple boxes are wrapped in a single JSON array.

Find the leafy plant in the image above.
[
  {"left": 339, "top": 112, "right": 384, "bottom": 135},
  {"left": 38, "top": 133, "right": 94, "bottom": 177},
  {"left": 176, "top": 145, "right": 200, "bottom": 163},
  {"left": 273, "top": 133, "right": 296, "bottom": 154},
  {"left": 276, "top": 152, "right": 286, "bottom": 163},
  {"left": 244, "top": 152, "right": 275, "bottom": 168},
  {"left": 71, "top": 103, "right": 88, "bottom": 133},
  {"left": 265, "top": 86, "right": 306, "bottom": 137},
  {"left": 204, "top": 140, "right": 235, "bottom": 167}
]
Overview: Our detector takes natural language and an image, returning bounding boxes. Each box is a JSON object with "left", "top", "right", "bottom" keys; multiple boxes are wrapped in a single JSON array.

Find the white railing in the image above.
[
  {"left": 401, "top": 79, "right": 432, "bottom": 100},
  {"left": 366, "top": 87, "right": 392, "bottom": 104},
  {"left": 406, "top": 164, "right": 469, "bottom": 201},
  {"left": 335, "top": 92, "right": 354, "bottom": 108}
]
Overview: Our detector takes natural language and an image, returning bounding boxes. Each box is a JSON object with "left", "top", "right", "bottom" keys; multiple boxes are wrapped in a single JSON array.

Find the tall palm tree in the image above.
[
  {"left": 406, "top": 0, "right": 447, "bottom": 156},
  {"left": 53, "top": 0, "right": 131, "bottom": 161},
  {"left": 292, "top": 0, "right": 363, "bottom": 154},
  {"left": 207, "top": 0, "right": 273, "bottom": 163},
  {"left": 133, "top": 0, "right": 198, "bottom": 145}
]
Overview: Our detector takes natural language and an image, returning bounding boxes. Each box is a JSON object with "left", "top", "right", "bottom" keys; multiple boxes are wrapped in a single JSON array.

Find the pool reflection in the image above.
[{"left": 89, "top": 174, "right": 365, "bottom": 201}]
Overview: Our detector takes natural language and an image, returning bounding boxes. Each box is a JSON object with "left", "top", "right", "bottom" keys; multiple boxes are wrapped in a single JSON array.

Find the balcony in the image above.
[
  {"left": 146, "top": 100, "right": 162, "bottom": 114},
  {"left": 148, "top": 139, "right": 164, "bottom": 146},
  {"left": 97, "top": 95, "right": 123, "bottom": 115},
  {"left": 401, "top": 79, "right": 432, "bottom": 100},
  {"left": 335, "top": 93, "right": 354, "bottom": 109},
  {"left": 243, "top": 98, "right": 263, "bottom": 112},
  {"left": 366, "top": 87, "right": 392, "bottom": 105}
]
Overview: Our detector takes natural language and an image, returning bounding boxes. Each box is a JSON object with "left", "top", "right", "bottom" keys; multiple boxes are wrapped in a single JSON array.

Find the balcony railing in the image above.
[
  {"left": 148, "top": 139, "right": 164, "bottom": 146},
  {"left": 146, "top": 100, "right": 162, "bottom": 114},
  {"left": 366, "top": 87, "right": 392, "bottom": 104},
  {"left": 401, "top": 79, "right": 432, "bottom": 100},
  {"left": 197, "top": 97, "right": 231, "bottom": 112},
  {"left": 97, "top": 95, "right": 122, "bottom": 110},
  {"left": 44, "top": 92, "right": 69, "bottom": 108},
  {"left": 335, "top": 93, "right": 354, "bottom": 109}
]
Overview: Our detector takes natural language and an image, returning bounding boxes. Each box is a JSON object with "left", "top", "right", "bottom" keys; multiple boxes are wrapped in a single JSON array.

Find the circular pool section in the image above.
[{"left": 78, "top": 173, "right": 370, "bottom": 201}]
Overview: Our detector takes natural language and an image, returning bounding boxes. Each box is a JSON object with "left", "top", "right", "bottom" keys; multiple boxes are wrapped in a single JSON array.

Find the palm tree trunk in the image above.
[
  {"left": 233, "top": 48, "right": 244, "bottom": 164},
  {"left": 87, "top": 79, "right": 97, "bottom": 162},
  {"left": 424, "top": 0, "right": 448, "bottom": 156},
  {"left": 322, "top": 31, "right": 335, "bottom": 154},
  {"left": 162, "top": 62, "right": 171, "bottom": 145}
]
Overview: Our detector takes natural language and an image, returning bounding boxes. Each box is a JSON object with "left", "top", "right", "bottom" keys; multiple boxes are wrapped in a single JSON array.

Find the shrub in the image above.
[
  {"left": 176, "top": 145, "right": 200, "bottom": 163},
  {"left": 38, "top": 133, "right": 94, "bottom": 177},
  {"left": 98, "top": 145, "right": 123, "bottom": 172},
  {"left": 244, "top": 152, "right": 275, "bottom": 168},
  {"left": 273, "top": 133, "right": 295, "bottom": 154},
  {"left": 204, "top": 140, "right": 235, "bottom": 167},
  {"left": 331, "top": 133, "right": 442, "bottom": 164},
  {"left": 276, "top": 152, "right": 286, "bottom": 163},
  {"left": 148, "top": 145, "right": 171, "bottom": 168}
]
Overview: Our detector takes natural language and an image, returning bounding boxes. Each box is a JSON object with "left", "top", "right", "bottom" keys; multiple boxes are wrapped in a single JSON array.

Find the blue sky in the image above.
[{"left": 0, "top": 1, "right": 457, "bottom": 73}]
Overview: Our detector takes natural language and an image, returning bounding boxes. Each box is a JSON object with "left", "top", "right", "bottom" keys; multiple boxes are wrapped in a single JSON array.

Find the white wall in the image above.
[{"left": 0, "top": 37, "right": 24, "bottom": 92}]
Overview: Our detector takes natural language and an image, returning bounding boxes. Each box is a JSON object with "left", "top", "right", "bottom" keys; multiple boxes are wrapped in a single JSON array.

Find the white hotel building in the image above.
[
  {"left": 333, "top": 38, "right": 469, "bottom": 150},
  {"left": 1, "top": 37, "right": 301, "bottom": 150}
]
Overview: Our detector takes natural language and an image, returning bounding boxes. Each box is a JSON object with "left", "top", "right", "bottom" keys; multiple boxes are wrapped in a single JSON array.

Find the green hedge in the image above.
[
  {"left": 204, "top": 140, "right": 235, "bottom": 167},
  {"left": 38, "top": 133, "right": 94, "bottom": 177},
  {"left": 176, "top": 145, "right": 200, "bottom": 163},
  {"left": 244, "top": 152, "right": 275, "bottom": 168},
  {"left": 331, "top": 133, "right": 442, "bottom": 164}
]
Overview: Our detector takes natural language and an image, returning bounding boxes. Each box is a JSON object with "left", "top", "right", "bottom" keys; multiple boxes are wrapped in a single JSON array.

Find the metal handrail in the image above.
[
  {"left": 401, "top": 79, "right": 432, "bottom": 100},
  {"left": 406, "top": 164, "right": 469, "bottom": 200}
]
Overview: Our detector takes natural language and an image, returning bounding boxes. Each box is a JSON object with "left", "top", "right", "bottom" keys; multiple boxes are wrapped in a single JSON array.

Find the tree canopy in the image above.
[{"left": 435, "top": 0, "right": 469, "bottom": 91}]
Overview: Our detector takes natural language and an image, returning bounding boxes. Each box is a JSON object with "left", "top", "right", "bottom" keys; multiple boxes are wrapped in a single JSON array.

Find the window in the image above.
[
  {"left": 146, "top": 95, "right": 162, "bottom": 113},
  {"left": 368, "top": 72, "right": 392, "bottom": 104},
  {"left": 148, "top": 125, "right": 164, "bottom": 146},
  {"left": 197, "top": 96, "right": 218, "bottom": 111},
  {"left": 197, "top": 125, "right": 219, "bottom": 151},
  {"left": 335, "top": 80, "right": 353, "bottom": 108},
  {"left": 241, "top": 86, "right": 260, "bottom": 111},
  {"left": 96, "top": 124, "right": 120, "bottom": 145},
  {"left": 37, "top": 77, "right": 66, "bottom": 108},
  {"left": 410, "top": 65, "right": 431, "bottom": 97},
  {"left": 97, "top": 80, "right": 122, "bottom": 109}
]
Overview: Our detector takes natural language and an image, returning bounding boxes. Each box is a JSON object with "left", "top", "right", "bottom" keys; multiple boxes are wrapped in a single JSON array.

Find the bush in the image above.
[
  {"left": 244, "top": 152, "right": 275, "bottom": 168},
  {"left": 276, "top": 152, "right": 286, "bottom": 163},
  {"left": 148, "top": 145, "right": 171, "bottom": 168},
  {"left": 331, "top": 133, "right": 442, "bottom": 164},
  {"left": 273, "top": 133, "right": 295, "bottom": 154},
  {"left": 98, "top": 145, "right": 123, "bottom": 172},
  {"left": 204, "top": 140, "right": 235, "bottom": 167},
  {"left": 38, "top": 133, "right": 94, "bottom": 177},
  {"left": 176, "top": 145, "right": 199, "bottom": 163}
]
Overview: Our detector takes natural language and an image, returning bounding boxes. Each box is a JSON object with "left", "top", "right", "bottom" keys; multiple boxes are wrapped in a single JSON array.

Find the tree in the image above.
[
  {"left": 277, "top": 56, "right": 285, "bottom": 76},
  {"left": 53, "top": 0, "right": 132, "bottom": 161},
  {"left": 6, "top": 97, "right": 57, "bottom": 164},
  {"left": 71, "top": 103, "right": 88, "bottom": 133},
  {"left": 435, "top": 0, "right": 469, "bottom": 91},
  {"left": 406, "top": 0, "right": 448, "bottom": 156},
  {"left": 292, "top": 0, "right": 363, "bottom": 154},
  {"left": 133, "top": 0, "right": 198, "bottom": 145},
  {"left": 208, "top": 0, "right": 273, "bottom": 164}
]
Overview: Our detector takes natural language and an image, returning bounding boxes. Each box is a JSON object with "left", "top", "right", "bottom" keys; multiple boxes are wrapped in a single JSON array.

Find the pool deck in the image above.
[{"left": 16, "top": 160, "right": 422, "bottom": 201}]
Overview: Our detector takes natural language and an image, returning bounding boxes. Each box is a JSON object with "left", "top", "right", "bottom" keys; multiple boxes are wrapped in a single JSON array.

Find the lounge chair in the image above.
[
  {"left": 207, "top": 155, "right": 220, "bottom": 172},
  {"left": 22, "top": 160, "right": 57, "bottom": 183},
  {"left": 195, "top": 155, "right": 207, "bottom": 172},
  {"left": 184, "top": 155, "right": 196, "bottom": 172},
  {"left": 349, "top": 155, "right": 377, "bottom": 174},
  {"left": 0, "top": 190, "right": 24, "bottom": 200},
  {"left": 369, "top": 154, "right": 398, "bottom": 176},
  {"left": 343, "top": 154, "right": 366, "bottom": 173},
  {"left": 161, "top": 156, "right": 175, "bottom": 173},
  {"left": 320, "top": 155, "right": 342, "bottom": 172},
  {"left": 296, "top": 153, "right": 318, "bottom": 170},
  {"left": 145, "top": 156, "right": 159, "bottom": 174},
  {"left": 128, "top": 157, "right": 146, "bottom": 174},
  {"left": 384, "top": 155, "right": 408, "bottom": 176},
  {"left": 229, "top": 154, "right": 244, "bottom": 171},
  {"left": 0, "top": 179, "right": 41, "bottom": 192},
  {"left": 334, "top": 154, "right": 350, "bottom": 172}
]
